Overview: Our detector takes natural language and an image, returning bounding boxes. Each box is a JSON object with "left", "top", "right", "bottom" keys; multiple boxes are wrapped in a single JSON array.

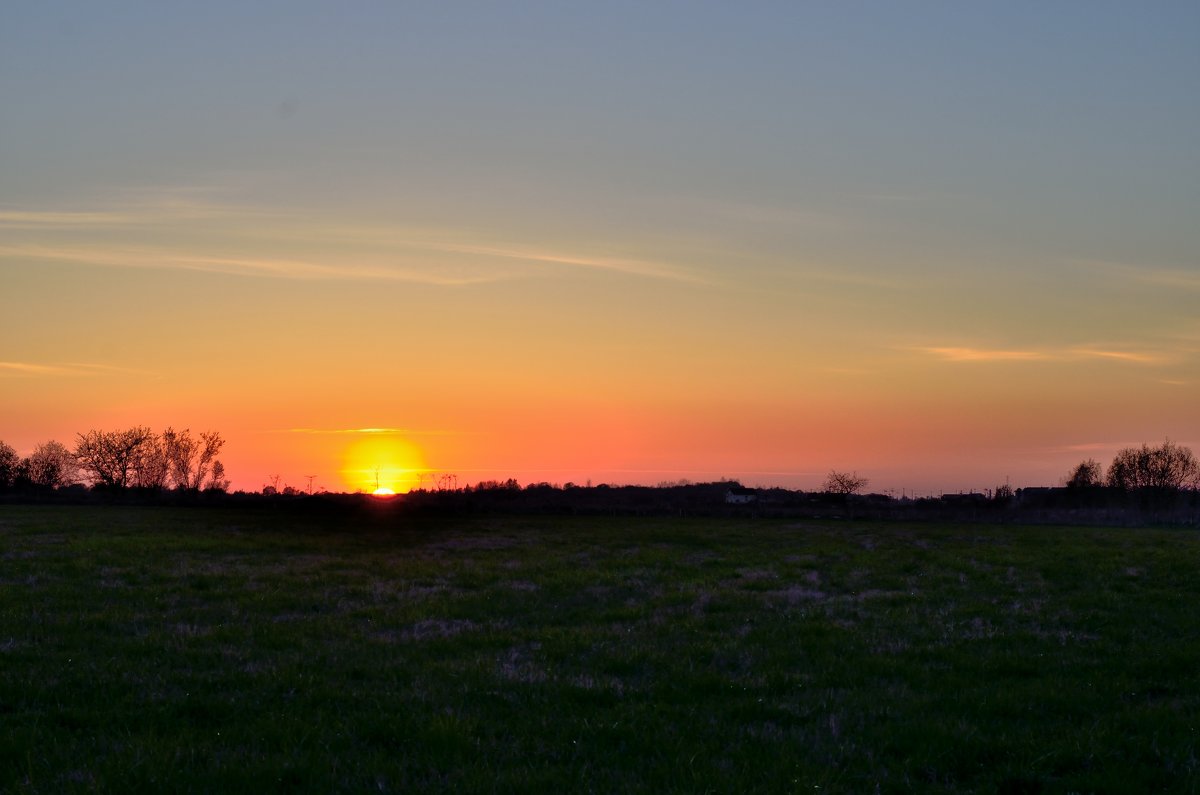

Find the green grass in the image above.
[{"left": 2, "top": 506, "right": 1199, "bottom": 793}]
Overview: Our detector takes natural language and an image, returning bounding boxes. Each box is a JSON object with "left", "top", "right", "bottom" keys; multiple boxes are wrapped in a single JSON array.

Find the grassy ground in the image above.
[{"left": 1, "top": 505, "right": 1198, "bottom": 793}]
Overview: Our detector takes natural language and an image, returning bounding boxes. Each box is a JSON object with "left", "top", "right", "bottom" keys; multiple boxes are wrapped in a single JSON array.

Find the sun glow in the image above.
[{"left": 341, "top": 436, "right": 426, "bottom": 494}]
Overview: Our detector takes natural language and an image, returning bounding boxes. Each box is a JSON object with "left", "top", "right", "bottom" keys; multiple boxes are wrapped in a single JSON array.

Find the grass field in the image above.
[{"left": 2, "top": 505, "right": 1199, "bottom": 793}]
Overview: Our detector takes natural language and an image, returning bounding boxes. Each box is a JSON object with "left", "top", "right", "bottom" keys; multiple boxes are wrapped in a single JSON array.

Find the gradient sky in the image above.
[{"left": 3, "top": 2, "right": 1198, "bottom": 494}]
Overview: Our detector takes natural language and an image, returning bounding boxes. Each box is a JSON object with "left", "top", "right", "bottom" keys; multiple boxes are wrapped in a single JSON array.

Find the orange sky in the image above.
[{"left": 3, "top": 6, "right": 1199, "bottom": 494}]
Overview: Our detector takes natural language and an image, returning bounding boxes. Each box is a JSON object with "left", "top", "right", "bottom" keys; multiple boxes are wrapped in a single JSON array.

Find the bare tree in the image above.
[
  {"left": 207, "top": 460, "right": 230, "bottom": 492},
  {"left": 74, "top": 427, "right": 156, "bottom": 488},
  {"left": 27, "top": 440, "right": 77, "bottom": 489},
  {"left": 131, "top": 433, "right": 171, "bottom": 489},
  {"left": 1107, "top": 440, "right": 1199, "bottom": 491},
  {"left": 164, "top": 428, "right": 225, "bottom": 490},
  {"left": 822, "top": 470, "right": 869, "bottom": 495},
  {"left": 1065, "top": 458, "right": 1103, "bottom": 488},
  {"left": 0, "top": 441, "right": 20, "bottom": 490}
]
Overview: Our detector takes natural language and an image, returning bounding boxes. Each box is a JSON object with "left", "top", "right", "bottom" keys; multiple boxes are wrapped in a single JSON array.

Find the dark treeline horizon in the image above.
[
  {"left": 1, "top": 433, "right": 1198, "bottom": 526},
  {"left": 3, "top": 472, "right": 1199, "bottom": 529}
]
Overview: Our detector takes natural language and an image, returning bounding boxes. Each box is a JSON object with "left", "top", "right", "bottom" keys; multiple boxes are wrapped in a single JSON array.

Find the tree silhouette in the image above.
[
  {"left": 1065, "top": 458, "right": 1103, "bottom": 488},
  {"left": 0, "top": 441, "right": 19, "bottom": 491},
  {"left": 132, "top": 434, "right": 171, "bottom": 489},
  {"left": 823, "top": 470, "right": 869, "bottom": 495},
  {"left": 163, "top": 428, "right": 225, "bottom": 490},
  {"left": 1107, "top": 440, "right": 1199, "bottom": 491},
  {"left": 74, "top": 427, "right": 156, "bottom": 489},
  {"left": 27, "top": 440, "right": 77, "bottom": 489},
  {"left": 207, "top": 460, "right": 230, "bottom": 492},
  {"left": 71, "top": 427, "right": 228, "bottom": 491}
]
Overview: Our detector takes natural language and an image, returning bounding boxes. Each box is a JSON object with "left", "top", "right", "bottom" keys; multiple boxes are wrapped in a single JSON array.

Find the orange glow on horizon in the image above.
[{"left": 341, "top": 435, "right": 426, "bottom": 494}]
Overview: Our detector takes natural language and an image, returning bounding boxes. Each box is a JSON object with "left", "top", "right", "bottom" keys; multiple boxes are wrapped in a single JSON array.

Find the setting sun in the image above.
[{"left": 341, "top": 435, "right": 426, "bottom": 494}]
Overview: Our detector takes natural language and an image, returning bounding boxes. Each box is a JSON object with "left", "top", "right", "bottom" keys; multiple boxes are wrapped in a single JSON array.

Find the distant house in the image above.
[
  {"left": 725, "top": 486, "right": 758, "bottom": 505},
  {"left": 1015, "top": 487, "right": 1055, "bottom": 504}
]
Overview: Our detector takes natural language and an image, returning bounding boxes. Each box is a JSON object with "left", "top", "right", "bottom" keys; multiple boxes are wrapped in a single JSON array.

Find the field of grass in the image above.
[{"left": 2, "top": 505, "right": 1199, "bottom": 793}]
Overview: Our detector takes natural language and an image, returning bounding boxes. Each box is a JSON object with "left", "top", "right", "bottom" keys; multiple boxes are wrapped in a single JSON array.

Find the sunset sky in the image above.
[{"left": 3, "top": 3, "right": 1198, "bottom": 495}]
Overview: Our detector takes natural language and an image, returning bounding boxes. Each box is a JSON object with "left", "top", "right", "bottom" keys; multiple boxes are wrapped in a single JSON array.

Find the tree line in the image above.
[
  {"left": 819, "top": 441, "right": 1199, "bottom": 497},
  {"left": 0, "top": 427, "right": 228, "bottom": 493},
  {"left": 1065, "top": 440, "right": 1198, "bottom": 491},
  {"left": 1, "top": 431, "right": 1196, "bottom": 501}
]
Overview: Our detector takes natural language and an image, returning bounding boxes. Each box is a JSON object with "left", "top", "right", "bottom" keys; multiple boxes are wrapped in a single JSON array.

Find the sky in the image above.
[{"left": 3, "top": 2, "right": 1198, "bottom": 495}]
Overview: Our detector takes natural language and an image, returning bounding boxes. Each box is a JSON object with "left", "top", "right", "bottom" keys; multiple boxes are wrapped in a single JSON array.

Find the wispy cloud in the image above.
[
  {"left": 0, "top": 210, "right": 136, "bottom": 227},
  {"left": 0, "top": 361, "right": 66, "bottom": 376},
  {"left": 1049, "top": 440, "right": 1184, "bottom": 455},
  {"left": 0, "top": 361, "right": 150, "bottom": 377},
  {"left": 0, "top": 244, "right": 505, "bottom": 286},
  {"left": 0, "top": 193, "right": 277, "bottom": 228},
  {"left": 824, "top": 366, "right": 876, "bottom": 376},
  {"left": 667, "top": 195, "right": 847, "bottom": 230},
  {"left": 1, "top": 195, "right": 708, "bottom": 286},
  {"left": 1057, "top": 442, "right": 1117, "bottom": 453},
  {"left": 1066, "top": 257, "right": 1200, "bottom": 292},
  {"left": 1067, "top": 348, "right": 1164, "bottom": 364},
  {"left": 280, "top": 427, "right": 460, "bottom": 436},
  {"left": 913, "top": 345, "right": 1167, "bottom": 365},
  {"left": 284, "top": 428, "right": 410, "bottom": 435},
  {"left": 856, "top": 192, "right": 934, "bottom": 204},
  {"left": 915, "top": 347, "right": 1046, "bottom": 362},
  {"left": 434, "top": 242, "right": 707, "bottom": 284},
  {"left": 246, "top": 222, "right": 709, "bottom": 284},
  {"left": 1138, "top": 269, "right": 1200, "bottom": 291}
]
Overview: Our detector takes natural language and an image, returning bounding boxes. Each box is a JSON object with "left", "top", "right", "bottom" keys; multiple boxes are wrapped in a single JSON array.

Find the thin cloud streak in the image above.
[
  {"left": 2, "top": 190, "right": 286, "bottom": 228},
  {"left": 280, "top": 427, "right": 462, "bottom": 436},
  {"left": 664, "top": 195, "right": 848, "bottom": 230},
  {"left": 0, "top": 244, "right": 506, "bottom": 286},
  {"left": 1, "top": 199, "right": 708, "bottom": 285},
  {"left": 0, "top": 210, "right": 137, "bottom": 227},
  {"left": 0, "top": 361, "right": 150, "bottom": 377},
  {"left": 916, "top": 347, "right": 1046, "bottom": 362},
  {"left": 1067, "top": 348, "right": 1164, "bottom": 364},
  {"left": 1056, "top": 442, "right": 1123, "bottom": 453},
  {"left": 238, "top": 222, "right": 709, "bottom": 284},
  {"left": 1067, "top": 257, "right": 1200, "bottom": 292},
  {"left": 0, "top": 362, "right": 65, "bottom": 375},
  {"left": 435, "top": 242, "right": 708, "bottom": 285},
  {"left": 1137, "top": 269, "right": 1200, "bottom": 292},
  {"left": 1048, "top": 439, "right": 1198, "bottom": 455},
  {"left": 914, "top": 346, "right": 1167, "bottom": 365}
]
